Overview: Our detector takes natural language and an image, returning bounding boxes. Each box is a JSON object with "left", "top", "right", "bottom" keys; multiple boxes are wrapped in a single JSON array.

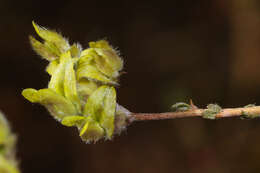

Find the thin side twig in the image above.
[{"left": 130, "top": 106, "right": 260, "bottom": 122}]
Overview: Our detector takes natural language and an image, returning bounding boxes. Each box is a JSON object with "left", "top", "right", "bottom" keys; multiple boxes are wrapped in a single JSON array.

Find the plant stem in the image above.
[{"left": 130, "top": 106, "right": 260, "bottom": 121}]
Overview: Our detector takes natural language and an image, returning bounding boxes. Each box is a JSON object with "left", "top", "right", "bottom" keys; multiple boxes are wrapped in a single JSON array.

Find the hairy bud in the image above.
[{"left": 22, "top": 22, "right": 128, "bottom": 143}]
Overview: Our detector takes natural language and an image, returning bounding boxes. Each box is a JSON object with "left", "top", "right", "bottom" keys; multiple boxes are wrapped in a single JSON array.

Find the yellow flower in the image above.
[{"left": 22, "top": 22, "right": 124, "bottom": 143}]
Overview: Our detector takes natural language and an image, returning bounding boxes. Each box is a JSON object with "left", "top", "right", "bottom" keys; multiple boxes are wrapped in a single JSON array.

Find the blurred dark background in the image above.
[{"left": 1, "top": 0, "right": 260, "bottom": 172}]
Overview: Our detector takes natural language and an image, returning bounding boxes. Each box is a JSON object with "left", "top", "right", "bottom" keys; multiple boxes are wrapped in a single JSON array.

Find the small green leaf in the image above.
[
  {"left": 202, "top": 110, "right": 216, "bottom": 120},
  {"left": 32, "top": 21, "right": 70, "bottom": 53},
  {"left": 207, "top": 104, "right": 222, "bottom": 112},
  {"left": 79, "top": 117, "right": 105, "bottom": 143},
  {"left": 241, "top": 104, "right": 259, "bottom": 119},
  {"left": 244, "top": 104, "right": 256, "bottom": 108},
  {"left": 61, "top": 116, "right": 86, "bottom": 127},
  {"left": 171, "top": 102, "right": 191, "bottom": 112},
  {"left": 22, "top": 88, "right": 77, "bottom": 120},
  {"left": 202, "top": 104, "right": 222, "bottom": 120},
  {"left": 241, "top": 110, "right": 259, "bottom": 119}
]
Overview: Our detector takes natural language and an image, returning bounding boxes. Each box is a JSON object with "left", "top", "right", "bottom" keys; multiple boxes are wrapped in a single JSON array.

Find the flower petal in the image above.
[
  {"left": 64, "top": 58, "right": 81, "bottom": 112},
  {"left": 48, "top": 51, "right": 71, "bottom": 95},
  {"left": 22, "top": 88, "right": 77, "bottom": 120},
  {"left": 99, "top": 86, "right": 116, "bottom": 139},
  {"left": 83, "top": 86, "right": 116, "bottom": 139},
  {"left": 32, "top": 21, "right": 70, "bottom": 53},
  {"left": 29, "top": 36, "right": 59, "bottom": 61},
  {"left": 79, "top": 117, "right": 104, "bottom": 143},
  {"left": 77, "top": 55, "right": 117, "bottom": 85}
]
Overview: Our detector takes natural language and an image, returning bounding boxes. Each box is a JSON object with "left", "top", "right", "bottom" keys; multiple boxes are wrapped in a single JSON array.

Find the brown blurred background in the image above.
[{"left": 1, "top": 0, "right": 260, "bottom": 172}]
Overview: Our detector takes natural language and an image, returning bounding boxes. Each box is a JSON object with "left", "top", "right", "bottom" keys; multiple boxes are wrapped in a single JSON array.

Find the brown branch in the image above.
[{"left": 130, "top": 106, "right": 260, "bottom": 122}]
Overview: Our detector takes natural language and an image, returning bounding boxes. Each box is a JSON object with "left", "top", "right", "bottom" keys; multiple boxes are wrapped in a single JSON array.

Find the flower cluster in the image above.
[
  {"left": 0, "top": 112, "right": 19, "bottom": 173},
  {"left": 22, "top": 22, "right": 126, "bottom": 143}
]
